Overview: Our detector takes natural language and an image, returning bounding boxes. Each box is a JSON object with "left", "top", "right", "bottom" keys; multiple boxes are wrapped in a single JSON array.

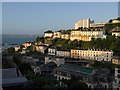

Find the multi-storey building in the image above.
[
  {"left": 112, "top": 56, "right": 120, "bottom": 65},
  {"left": 56, "top": 50, "right": 70, "bottom": 57},
  {"left": 71, "top": 49, "right": 113, "bottom": 62},
  {"left": 61, "top": 34, "right": 70, "bottom": 40},
  {"left": 44, "top": 30, "right": 53, "bottom": 38},
  {"left": 75, "top": 18, "right": 94, "bottom": 29},
  {"left": 90, "top": 22, "right": 106, "bottom": 28},
  {"left": 112, "top": 27, "right": 120, "bottom": 37},
  {"left": 70, "top": 28, "right": 105, "bottom": 41},
  {"left": 112, "top": 19, "right": 120, "bottom": 23},
  {"left": 35, "top": 45, "right": 47, "bottom": 53},
  {"left": 48, "top": 47, "right": 56, "bottom": 55},
  {"left": 113, "top": 66, "right": 120, "bottom": 90},
  {"left": 22, "top": 42, "right": 32, "bottom": 49},
  {"left": 53, "top": 31, "right": 61, "bottom": 39}
]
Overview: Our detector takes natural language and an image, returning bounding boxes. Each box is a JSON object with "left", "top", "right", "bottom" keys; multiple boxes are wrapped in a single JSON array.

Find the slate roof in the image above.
[
  {"left": 1, "top": 68, "right": 27, "bottom": 87},
  {"left": 58, "top": 63, "right": 94, "bottom": 74}
]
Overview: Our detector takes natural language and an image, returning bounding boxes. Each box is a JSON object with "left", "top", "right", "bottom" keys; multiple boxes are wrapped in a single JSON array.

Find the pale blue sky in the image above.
[{"left": 2, "top": 2, "right": 118, "bottom": 35}]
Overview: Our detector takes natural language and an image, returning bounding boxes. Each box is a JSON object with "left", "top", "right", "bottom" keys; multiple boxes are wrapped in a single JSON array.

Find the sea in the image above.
[{"left": 1, "top": 34, "right": 39, "bottom": 49}]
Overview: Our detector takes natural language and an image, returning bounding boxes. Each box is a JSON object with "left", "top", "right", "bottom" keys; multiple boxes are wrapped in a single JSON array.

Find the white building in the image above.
[
  {"left": 112, "top": 19, "right": 120, "bottom": 23},
  {"left": 71, "top": 49, "right": 113, "bottom": 62},
  {"left": 35, "top": 45, "right": 47, "bottom": 53},
  {"left": 70, "top": 28, "right": 105, "bottom": 41},
  {"left": 53, "top": 31, "right": 61, "bottom": 39},
  {"left": 113, "top": 66, "right": 120, "bottom": 90},
  {"left": 22, "top": 42, "right": 32, "bottom": 49},
  {"left": 56, "top": 50, "right": 70, "bottom": 57},
  {"left": 15, "top": 46, "right": 20, "bottom": 52},
  {"left": 48, "top": 48, "right": 56, "bottom": 55},
  {"left": 75, "top": 18, "right": 94, "bottom": 29},
  {"left": 112, "top": 32, "right": 120, "bottom": 37},
  {"left": 44, "top": 30, "right": 53, "bottom": 38}
]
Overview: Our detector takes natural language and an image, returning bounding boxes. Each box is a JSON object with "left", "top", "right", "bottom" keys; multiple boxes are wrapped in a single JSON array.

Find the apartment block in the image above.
[
  {"left": 71, "top": 49, "right": 113, "bottom": 62},
  {"left": 70, "top": 28, "right": 105, "bottom": 41},
  {"left": 56, "top": 50, "right": 70, "bottom": 57}
]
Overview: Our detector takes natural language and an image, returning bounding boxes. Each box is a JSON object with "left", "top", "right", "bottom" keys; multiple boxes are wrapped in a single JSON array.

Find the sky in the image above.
[{"left": 2, "top": 2, "right": 118, "bottom": 35}]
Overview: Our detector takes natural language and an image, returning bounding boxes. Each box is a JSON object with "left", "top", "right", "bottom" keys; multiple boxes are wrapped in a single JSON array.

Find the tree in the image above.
[{"left": 7, "top": 47, "right": 15, "bottom": 53}]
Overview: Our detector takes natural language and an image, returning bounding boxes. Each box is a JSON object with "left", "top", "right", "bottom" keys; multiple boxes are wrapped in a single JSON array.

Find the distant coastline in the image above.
[{"left": 2, "top": 34, "right": 41, "bottom": 49}]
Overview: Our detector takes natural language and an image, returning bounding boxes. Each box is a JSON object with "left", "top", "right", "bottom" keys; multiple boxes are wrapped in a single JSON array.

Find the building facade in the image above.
[
  {"left": 56, "top": 50, "right": 70, "bottom": 57},
  {"left": 90, "top": 23, "right": 106, "bottom": 28},
  {"left": 44, "top": 30, "right": 53, "bottom": 38},
  {"left": 75, "top": 18, "right": 94, "bottom": 29},
  {"left": 112, "top": 56, "right": 120, "bottom": 65},
  {"left": 22, "top": 42, "right": 32, "bottom": 49},
  {"left": 61, "top": 34, "right": 70, "bottom": 40},
  {"left": 53, "top": 31, "right": 61, "bottom": 39},
  {"left": 113, "top": 67, "right": 120, "bottom": 90},
  {"left": 48, "top": 48, "right": 56, "bottom": 55},
  {"left": 70, "top": 28, "right": 105, "bottom": 41},
  {"left": 71, "top": 49, "right": 113, "bottom": 62},
  {"left": 35, "top": 45, "right": 47, "bottom": 53},
  {"left": 45, "top": 56, "right": 65, "bottom": 66},
  {"left": 15, "top": 46, "right": 20, "bottom": 52}
]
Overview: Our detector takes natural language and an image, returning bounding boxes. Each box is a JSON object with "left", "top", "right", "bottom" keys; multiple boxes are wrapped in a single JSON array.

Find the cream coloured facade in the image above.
[
  {"left": 75, "top": 18, "right": 94, "bottom": 29},
  {"left": 71, "top": 49, "right": 113, "bottom": 62},
  {"left": 44, "top": 31, "right": 53, "bottom": 38},
  {"left": 70, "top": 29, "right": 104, "bottom": 41},
  {"left": 112, "top": 19, "right": 120, "bottom": 23},
  {"left": 112, "top": 56, "right": 120, "bottom": 65},
  {"left": 22, "top": 42, "right": 32, "bottom": 49},
  {"left": 53, "top": 31, "right": 61, "bottom": 39},
  {"left": 61, "top": 34, "right": 70, "bottom": 40},
  {"left": 15, "top": 46, "right": 20, "bottom": 51},
  {"left": 112, "top": 32, "right": 120, "bottom": 37},
  {"left": 90, "top": 22, "right": 106, "bottom": 28},
  {"left": 35, "top": 45, "right": 47, "bottom": 53},
  {"left": 56, "top": 50, "right": 70, "bottom": 57}
]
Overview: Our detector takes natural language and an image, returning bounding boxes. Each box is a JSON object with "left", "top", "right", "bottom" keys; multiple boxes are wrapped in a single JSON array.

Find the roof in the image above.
[
  {"left": 1, "top": 68, "right": 27, "bottom": 87},
  {"left": 44, "top": 30, "right": 53, "bottom": 33},
  {"left": 59, "top": 63, "right": 94, "bottom": 74}
]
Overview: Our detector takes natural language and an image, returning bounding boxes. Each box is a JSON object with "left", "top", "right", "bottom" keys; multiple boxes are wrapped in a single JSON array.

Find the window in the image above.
[
  {"left": 118, "top": 70, "right": 120, "bottom": 73},
  {"left": 117, "top": 75, "right": 120, "bottom": 78}
]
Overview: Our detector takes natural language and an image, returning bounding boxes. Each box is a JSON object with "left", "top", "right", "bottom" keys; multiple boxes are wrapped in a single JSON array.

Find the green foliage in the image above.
[
  {"left": 7, "top": 47, "right": 15, "bottom": 53},
  {"left": 104, "top": 23, "right": 120, "bottom": 34},
  {"left": 36, "top": 36, "right": 44, "bottom": 43},
  {"left": 62, "top": 77, "right": 90, "bottom": 90},
  {"left": 91, "top": 61, "right": 117, "bottom": 73},
  {"left": 23, "top": 74, "right": 59, "bottom": 89},
  {"left": 18, "top": 62, "right": 34, "bottom": 79},
  {"left": 12, "top": 56, "right": 22, "bottom": 66}
]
